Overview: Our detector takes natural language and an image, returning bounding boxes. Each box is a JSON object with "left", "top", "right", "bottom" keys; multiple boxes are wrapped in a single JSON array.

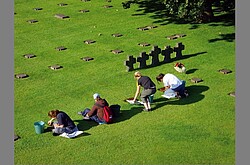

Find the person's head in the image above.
[
  {"left": 134, "top": 71, "right": 142, "bottom": 80},
  {"left": 156, "top": 73, "right": 165, "bottom": 82},
  {"left": 48, "top": 109, "right": 60, "bottom": 118},
  {"left": 93, "top": 93, "right": 101, "bottom": 101}
]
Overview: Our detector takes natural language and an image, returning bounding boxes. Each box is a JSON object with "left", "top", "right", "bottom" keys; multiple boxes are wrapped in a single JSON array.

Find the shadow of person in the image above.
[
  {"left": 73, "top": 119, "right": 99, "bottom": 132},
  {"left": 74, "top": 106, "right": 142, "bottom": 127},
  {"left": 112, "top": 106, "right": 143, "bottom": 123},
  {"left": 152, "top": 85, "right": 209, "bottom": 110},
  {"left": 185, "top": 68, "right": 199, "bottom": 74}
]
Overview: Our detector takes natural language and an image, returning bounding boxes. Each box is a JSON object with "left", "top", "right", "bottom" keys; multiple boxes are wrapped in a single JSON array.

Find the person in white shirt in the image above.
[{"left": 156, "top": 73, "right": 188, "bottom": 99}]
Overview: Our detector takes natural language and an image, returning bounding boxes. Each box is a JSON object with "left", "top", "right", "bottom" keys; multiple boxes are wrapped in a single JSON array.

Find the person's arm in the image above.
[
  {"left": 86, "top": 105, "right": 97, "bottom": 117},
  {"left": 164, "top": 85, "right": 170, "bottom": 91},
  {"left": 133, "top": 85, "right": 141, "bottom": 102},
  {"left": 48, "top": 118, "right": 55, "bottom": 126}
]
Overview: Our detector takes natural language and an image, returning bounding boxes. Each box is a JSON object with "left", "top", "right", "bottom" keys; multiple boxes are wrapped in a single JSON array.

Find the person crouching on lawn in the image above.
[
  {"left": 132, "top": 71, "right": 156, "bottom": 111},
  {"left": 78, "top": 93, "right": 109, "bottom": 125},
  {"left": 156, "top": 73, "right": 188, "bottom": 99},
  {"left": 47, "top": 109, "right": 78, "bottom": 135}
]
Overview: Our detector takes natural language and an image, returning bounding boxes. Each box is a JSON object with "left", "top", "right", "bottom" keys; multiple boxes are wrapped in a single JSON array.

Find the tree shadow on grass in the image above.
[{"left": 152, "top": 85, "right": 209, "bottom": 110}]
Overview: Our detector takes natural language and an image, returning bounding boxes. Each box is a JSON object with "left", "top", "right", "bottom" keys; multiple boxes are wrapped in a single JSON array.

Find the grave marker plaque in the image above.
[
  {"left": 81, "top": 57, "right": 94, "bottom": 61},
  {"left": 14, "top": 134, "right": 20, "bottom": 141},
  {"left": 55, "top": 46, "right": 67, "bottom": 51},
  {"left": 190, "top": 77, "right": 203, "bottom": 83},
  {"left": 111, "top": 49, "right": 123, "bottom": 54},
  {"left": 79, "top": 9, "right": 90, "bottom": 13},
  {"left": 103, "top": 5, "right": 113, "bottom": 8},
  {"left": 49, "top": 65, "right": 62, "bottom": 70},
  {"left": 58, "top": 3, "right": 67, "bottom": 6},
  {"left": 138, "top": 42, "right": 150, "bottom": 47},
  {"left": 228, "top": 92, "right": 235, "bottom": 97},
  {"left": 33, "top": 8, "right": 43, "bottom": 11},
  {"left": 24, "top": 54, "right": 36, "bottom": 58},
  {"left": 15, "top": 73, "right": 29, "bottom": 79},
  {"left": 84, "top": 40, "right": 96, "bottom": 44},
  {"left": 137, "top": 27, "right": 149, "bottom": 31},
  {"left": 27, "top": 19, "right": 38, "bottom": 23},
  {"left": 218, "top": 69, "right": 232, "bottom": 74},
  {"left": 112, "top": 33, "right": 123, "bottom": 37},
  {"left": 54, "top": 14, "right": 69, "bottom": 19}
]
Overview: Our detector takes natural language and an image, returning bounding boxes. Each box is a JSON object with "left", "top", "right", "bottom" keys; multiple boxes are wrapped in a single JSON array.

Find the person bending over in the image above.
[
  {"left": 156, "top": 73, "right": 188, "bottom": 99},
  {"left": 132, "top": 71, "right": 156, "bottom": 111}
]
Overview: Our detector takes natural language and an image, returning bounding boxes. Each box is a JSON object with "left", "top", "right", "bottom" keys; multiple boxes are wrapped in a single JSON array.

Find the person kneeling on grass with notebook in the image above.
[
  {"left": 47, "top": 109, "right": 78, "bottom": 136},
  {"left": 78, "top": 93, "right": 110, "bottom": 125},
  {"left": 156, "top": 73, "right": 188, "bottom": 99}
]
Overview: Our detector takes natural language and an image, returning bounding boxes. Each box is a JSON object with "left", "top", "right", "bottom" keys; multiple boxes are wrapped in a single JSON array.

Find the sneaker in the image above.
[
  {"left": 77, "top": 111, "right": 83, "bottom": 115},
  {"left": 142, "top": 108, "right": 149, "bottom": 112},
  {"left": 176, "top": 94, "right": 182, "bottom": 99},
  {"left": 83, "top": 116, "right": 90, "bottom": 120}
]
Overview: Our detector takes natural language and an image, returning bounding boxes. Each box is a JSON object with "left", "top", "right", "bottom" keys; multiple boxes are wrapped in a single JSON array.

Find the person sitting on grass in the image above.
[
  {"left": 132, "top": 71, "right": 156, "bottom": 111},
  {"left": 47, "top": 109, "right": 78, "bottom": 136},
  {"left": 156, "top": 73, "right": 188, "bottom": 99},
  {"left": 78, "top": 93, "right": 110, "bottom": 125}
]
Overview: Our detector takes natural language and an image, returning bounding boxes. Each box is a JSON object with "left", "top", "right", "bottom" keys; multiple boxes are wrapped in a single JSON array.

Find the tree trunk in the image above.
[{"left": 201, "top": 0, "right": 214, "bottom": 22}]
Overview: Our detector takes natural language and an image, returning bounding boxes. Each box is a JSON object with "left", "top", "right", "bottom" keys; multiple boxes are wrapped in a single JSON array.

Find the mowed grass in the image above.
[{"left": 14, "top": 0, "right": 235, "bottom": 164}]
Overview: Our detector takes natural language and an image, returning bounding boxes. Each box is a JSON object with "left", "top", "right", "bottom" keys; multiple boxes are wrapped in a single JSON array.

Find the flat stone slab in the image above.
[
  {"left": 48, "top": 65, "right": 63, "bottom": 70},
  {"left": 81, "top": 57, "right": 94, "bottom": 61},
  {"left": 58, "top": 3, "right": 67, "bottom": 6},
  {"left": 33, "top": 8, "right": 43, "bottom": 10},
  {"left": 167, "top": 34, "right": 186, "bottom": 40},
  {"left": 218, "top": 69, "right": 232, "bottom": 74},
  {"left": 79, "top": 9, "right": 90, "bottom": 13},
  {"left": 54, "top": 14, "right": 70, "bottom": 19},
  {"left": 137, "top": 25, "right": 157, "bottom": 31},
  {"left": 138, "top": 42, "right": 150, "bottom": 47},
  {"left": 23, "top": 54, "right": 36, "bottom": 58},
  {"left": 112, "top": 33, "right": 123, "bottom": 37},
  {"left": 111, "top": 49, "right": 123, "bottom": 54},
  {"left": 146, "top": 25, "right": 158, "bottom": 29},
  {"left": 190, "top": 77, "right": 203, "bottom": 83},
  {"left": 14, "top": 134, "right": 20, "bottom": 141},
  {"left": 55, "top": 46, "right": 67, "bottom": 51},
  {"left": 27, "top": 19, "right": 38, "bottom": 23},
  {"left": 137, "top": 27, "right": 149, "bottom": 31},
  {"left": 15, "top": 73, "right": 29, "bottom": 79},
  {"left": 228, "top": 92, "right": 235, "bottom": 97},
  {"left": 103, "top": 5, "right": 113, "bottom": 8},
  {"left": 84, "top": 40, "right": 96, "bottom": 44}
]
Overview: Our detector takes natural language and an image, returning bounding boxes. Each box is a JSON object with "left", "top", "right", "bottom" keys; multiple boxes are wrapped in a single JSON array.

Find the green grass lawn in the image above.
[{"left": 14, "top": 0, "right": 235, "bottom": 164}]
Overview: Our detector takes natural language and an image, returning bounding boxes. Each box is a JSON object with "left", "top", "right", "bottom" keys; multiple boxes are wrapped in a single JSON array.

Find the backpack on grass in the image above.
[{"left": 103, "top": 106, "right": 113, "bottom": 123}]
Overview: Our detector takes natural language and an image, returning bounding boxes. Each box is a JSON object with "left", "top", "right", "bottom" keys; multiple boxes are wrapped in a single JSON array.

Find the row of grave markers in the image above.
[{"left": 124, "top": 42, "right": 185, "bottom": 71}]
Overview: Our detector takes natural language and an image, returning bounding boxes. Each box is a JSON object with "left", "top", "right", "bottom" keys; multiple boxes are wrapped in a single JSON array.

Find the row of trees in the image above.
[
  {"left": 161, "top": 0, "right": 235, "bottom": 23},
  {"left": 124, "top": 0, "right": 235, "bottom": 23}
]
